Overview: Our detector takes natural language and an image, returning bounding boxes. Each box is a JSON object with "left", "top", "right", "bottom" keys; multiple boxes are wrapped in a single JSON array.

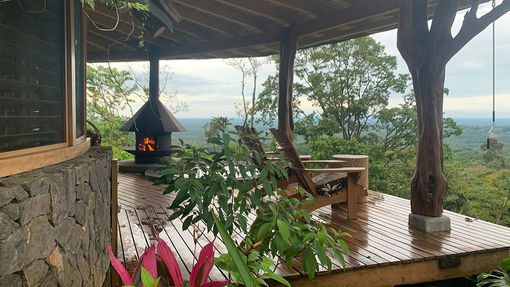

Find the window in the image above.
[
  {"left": 0, "top": 0, "right": 89, "bottom": 178},
  {"left": 75, "top": 0, "right": 85, "bottom": 138},
  {"left": 0, "top": 0, "right": 66, "bottom": 152}
]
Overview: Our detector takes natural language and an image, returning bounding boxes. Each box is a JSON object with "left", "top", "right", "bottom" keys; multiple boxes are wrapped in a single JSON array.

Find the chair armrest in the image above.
[
  {"left": 302, "top": 160, "right": 345, "bottom": 165},
  {"left": 299, "top": 155, "right": 312, "bottom": 160},
  {"left": 304, "top": 167, "right": 365, "bottom": 173}
]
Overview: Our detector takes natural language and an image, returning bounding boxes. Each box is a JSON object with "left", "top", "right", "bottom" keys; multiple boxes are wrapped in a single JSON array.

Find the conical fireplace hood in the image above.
[{"left": 119, "top": 98, "right": 186, "bottom": 133}]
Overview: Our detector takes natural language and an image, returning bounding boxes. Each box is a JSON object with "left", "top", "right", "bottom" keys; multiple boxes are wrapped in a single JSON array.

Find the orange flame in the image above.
[{"left": 138, "top": 137, "right": 158, "bottom": 152}]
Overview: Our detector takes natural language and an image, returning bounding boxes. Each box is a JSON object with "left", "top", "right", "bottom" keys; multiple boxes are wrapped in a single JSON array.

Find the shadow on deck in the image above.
[{"left": 113, "top": 173, "right": 510, "bottom": 287}]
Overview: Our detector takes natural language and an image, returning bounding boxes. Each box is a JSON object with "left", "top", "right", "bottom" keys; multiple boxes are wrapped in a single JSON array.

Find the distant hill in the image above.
[
  {"left": 173, "top": 118, "right": 272, "bottom": 146},
  {"left": 174, "top": 118, "right": 510, "bottom": 151}
]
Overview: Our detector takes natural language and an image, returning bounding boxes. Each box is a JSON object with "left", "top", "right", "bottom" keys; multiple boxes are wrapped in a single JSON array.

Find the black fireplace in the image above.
[{"left": 120, "top": 46, "right": 185, "bottom": 163}]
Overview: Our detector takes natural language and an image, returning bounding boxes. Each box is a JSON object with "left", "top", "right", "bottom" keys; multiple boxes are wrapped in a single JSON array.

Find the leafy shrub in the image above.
[
  {"left": 477, "top": 252, "right": 510, "bottom": 286},
  {"left": 157, "top": 130, "right": 351, "bottom": 280}
]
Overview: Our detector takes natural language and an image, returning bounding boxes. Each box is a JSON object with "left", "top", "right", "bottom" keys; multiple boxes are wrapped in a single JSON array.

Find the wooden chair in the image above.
[
  {"left": 270, "top": 128, "right": 364, "bottom": 219},
  {"left": 234, "top": 125, "right": 310, "bottom": 188}
]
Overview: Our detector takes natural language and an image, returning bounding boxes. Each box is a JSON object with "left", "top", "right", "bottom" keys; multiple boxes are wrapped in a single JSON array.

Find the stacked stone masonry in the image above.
[{"left": 0, "top": 147, "right": 113, "bottom": 287}]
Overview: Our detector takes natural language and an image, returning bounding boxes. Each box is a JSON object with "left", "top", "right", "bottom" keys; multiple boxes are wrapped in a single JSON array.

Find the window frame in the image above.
[{"left": 0, "top": 0, "right": 89, "bottom": 177}]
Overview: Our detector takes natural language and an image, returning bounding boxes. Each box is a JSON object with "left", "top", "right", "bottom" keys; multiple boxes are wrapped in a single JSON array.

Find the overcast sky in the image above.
[{"left": 109, "top": 2, "right": 510, "bottom": 120}]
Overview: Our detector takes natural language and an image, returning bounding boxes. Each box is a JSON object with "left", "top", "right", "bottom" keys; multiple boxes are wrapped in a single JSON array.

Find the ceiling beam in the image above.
[
  {"left": 173, "top": 4, "right": 243, "bottom": 36},
  {"left": 87, "top": 39, "right": 109, "bottom": 51},
  {"left": 214, "top": 0, "right": 293, "bottom": 26},
  {"left": 173, "top": 0, "right": 265, "bottom": 32},
  {"left": 263, "top": 0, "right": 321, "bottom": 18},
  {"left": 87, "top": 29, "right": 140, "bottom": 51},
  {"left": 295, "top": 1, "right": 398, "bottom": 36}
]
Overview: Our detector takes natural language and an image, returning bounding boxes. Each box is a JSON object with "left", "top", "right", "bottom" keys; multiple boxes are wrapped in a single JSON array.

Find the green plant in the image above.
[
  {"left": 246, "top": 188, "right": 350, "bottom": 279},
  {"left": 213, "top": 213, "right": 275, "bottom": 287},
  {"left": 155, "top": 131, "right": 286, "bottom": 234},
  {"left": 157, "top": 131, "right": 351, "bottom": 281},
  {"left": 477, "top": 252, "right": 510, "bottom": 286}
]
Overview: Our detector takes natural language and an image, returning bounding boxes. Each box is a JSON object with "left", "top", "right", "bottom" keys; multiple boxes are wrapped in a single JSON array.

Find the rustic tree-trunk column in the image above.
[
  {"left": 397, "top": 0, "right": 510, "bottom": 228},
  {"left": 410, "top": 63, "right": 447, "bottom": 216},
  {"left": 278, "top": 28, "right": 298, "bottom": 140}
]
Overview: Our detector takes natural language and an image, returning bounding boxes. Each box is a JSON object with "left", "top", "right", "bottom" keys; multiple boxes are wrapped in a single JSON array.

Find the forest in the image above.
[{"left": 87, "top": 37, "right": 510, "bottom": 228}]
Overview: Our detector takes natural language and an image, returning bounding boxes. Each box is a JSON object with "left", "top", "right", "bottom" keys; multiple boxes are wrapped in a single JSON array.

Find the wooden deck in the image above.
[{"left": 114, "top": 172, "right": 510, "bottom": 287}]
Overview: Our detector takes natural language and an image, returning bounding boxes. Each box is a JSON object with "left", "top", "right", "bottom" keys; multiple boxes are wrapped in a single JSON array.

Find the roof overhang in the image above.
[{"left": 86, "top": 0, "right": 480, "bottom": 62}]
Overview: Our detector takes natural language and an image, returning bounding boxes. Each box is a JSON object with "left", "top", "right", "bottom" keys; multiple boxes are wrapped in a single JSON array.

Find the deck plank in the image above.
[{"left": 115, "top": 173, "right": 510, "bottom": 286}]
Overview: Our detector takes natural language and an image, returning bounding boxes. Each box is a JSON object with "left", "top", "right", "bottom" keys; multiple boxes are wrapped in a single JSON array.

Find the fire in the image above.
[{"left": 138, "top": 137, "right": 158, "bottom": 152}]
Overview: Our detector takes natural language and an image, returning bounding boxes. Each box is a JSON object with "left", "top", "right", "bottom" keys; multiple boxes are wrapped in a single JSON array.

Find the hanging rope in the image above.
[{"left": 487, "top": 0, "right": 497, "bottom": 149}]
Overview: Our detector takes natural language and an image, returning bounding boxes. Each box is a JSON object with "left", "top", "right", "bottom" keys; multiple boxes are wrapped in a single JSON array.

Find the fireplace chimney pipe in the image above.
[{"left": 148, "top": 45, "right": 159, "bottom": 101}]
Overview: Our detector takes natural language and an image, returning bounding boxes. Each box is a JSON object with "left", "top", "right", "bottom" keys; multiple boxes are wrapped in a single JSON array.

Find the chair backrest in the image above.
[
  {"left": 235, "top": 125, "right": 266, "bottom": 168},
  {"left": 270, "top": 128, "right": 318, "bottom": 196}
]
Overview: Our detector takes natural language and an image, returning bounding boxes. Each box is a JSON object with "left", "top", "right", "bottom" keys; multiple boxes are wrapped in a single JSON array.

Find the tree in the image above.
[
  {"left": 256, "top": 37, "right": 408, "bottom": 141},
  {"left": 397, "top": 0, "right": 510, "bottom": 216},
  {"left": 203, "top": 117, "right": 231, "bottom": 139},
  {"left": 87, "top": 65, "right": 137, "bottom": 145},
  {"left": 226, "top": 58, "right": 264, "bottom": 128}
]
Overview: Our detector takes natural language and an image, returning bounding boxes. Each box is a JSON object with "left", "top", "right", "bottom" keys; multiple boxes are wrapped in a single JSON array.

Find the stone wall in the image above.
[{"left": 0, "top": 147, "right": 113, "bottom": 287}]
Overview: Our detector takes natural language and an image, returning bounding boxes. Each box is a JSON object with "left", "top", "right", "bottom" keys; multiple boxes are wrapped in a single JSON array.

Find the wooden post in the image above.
[
  {"left": 277, "top": 28, "right": 298, "bottom": 140},
  {"left": 347, "top": 173, "right": 358, "bottom": 219},
  {"left": 110, "top": 159, "right": 119, "bottom": 286},
  {"left": 111, "top": 159, "right": 118, "bottom": 255}
]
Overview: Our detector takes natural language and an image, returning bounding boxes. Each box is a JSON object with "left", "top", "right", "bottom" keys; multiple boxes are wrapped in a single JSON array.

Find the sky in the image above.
[{"left": 108, "top": 2, "right": 510, "bottom": 121}]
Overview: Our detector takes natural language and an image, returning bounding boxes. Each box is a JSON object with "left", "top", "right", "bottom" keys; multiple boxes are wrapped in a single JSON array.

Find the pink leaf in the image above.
[
  {"left": 156, "top": 237, "right": 183, "bottom": 287},
  {"left": 201, "top": 279, "right": 232, "bottom": 287},
  {"left": 142, "top": 244, "right": 158, "bottom": 281},
  {"left": 108, "top": 245, "right": 134, "bottom": 286},
  {"left": 190, "top": 240, "right": 216, "bottom": 287}
]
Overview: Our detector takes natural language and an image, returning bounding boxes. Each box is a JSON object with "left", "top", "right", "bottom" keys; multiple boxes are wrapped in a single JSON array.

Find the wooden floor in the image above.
[{"left": 114, "top": 172, "right": 510, "bottom": 287}]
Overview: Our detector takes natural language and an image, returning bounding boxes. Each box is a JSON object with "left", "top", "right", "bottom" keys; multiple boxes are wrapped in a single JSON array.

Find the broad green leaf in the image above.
[
  {"left": 263, "top": 272, "right": 291, "bottom": 287},
  {"left": 277, "top": 219, "right": 290, "bottom": 242},
  {"left": 337, "top": 239, "right": 350, "bottom": 256},
  {"left": 317, "top": 231, "right": 325, "bottom": 245},
  {"left": 213, "top": 213, "right": 258, "bottom": 287},
  {"left": 333, "top": 249, "right": 346, "bottom": 269},
  {"left": 301, "top": 209, "right": 311, "bottom": 224},
  {"left": 257, "top": 222, "right": 274, "bottom": 240},
  {"left": 302, "top": 248, "right": 317, "bottom": 279},
  {"left": 236, "top": 214, "right": 248, "bottom": 232},
  {"left": 315, "top": 244, "right": 328, "bottom": 270},
  {"left": 302, "top": 232, "right": 316, "bottom": 243}
]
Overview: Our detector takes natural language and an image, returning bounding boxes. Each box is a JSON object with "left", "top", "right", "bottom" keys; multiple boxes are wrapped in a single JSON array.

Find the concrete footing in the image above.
[{"left": 409, "top": 213, "right": 451, "bottom": 232}]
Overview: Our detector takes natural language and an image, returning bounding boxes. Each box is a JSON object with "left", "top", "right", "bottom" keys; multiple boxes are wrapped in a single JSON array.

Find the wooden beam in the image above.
[
  {"left": 87, "top": 28, "right": 282, "bottom": 61},
  {"left": 173, "top": 4, "right": 241, "bottom": 36},
  {"left": 301, "top": 15, "right": 398, "bottom": 48},
  {"left": 277, "top": 28, "right": 297, "bottom": 139},
  {"left": 215, "top": 0, "right": 294, "bottom": 26},
  {"left": 87, "top": 29, "right": 139, "bottom": 51},
  {"left": 264, "top": 0, "right": 322, "bottom": 18},
  {"left": 295, "top": 1, "right": 398, "bottom": 37},
  {"left": 87, "top": 39, "right": 109, "bottom": 51},
  {"left": 173, "top": 0, "right": 264, "bottom": 32},
  {"left": 284, "top": 250, "right": 509, "bottom": 287}
]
